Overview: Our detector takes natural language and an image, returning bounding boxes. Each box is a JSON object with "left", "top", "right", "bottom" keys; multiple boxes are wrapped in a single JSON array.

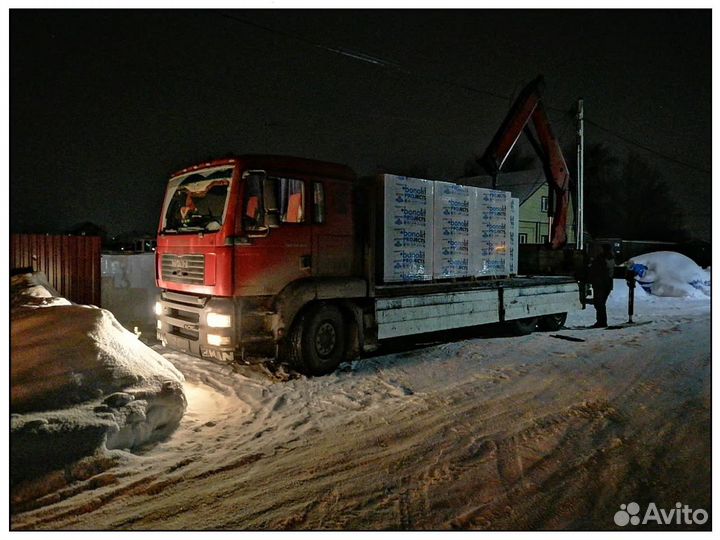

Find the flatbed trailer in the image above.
[{"left": 374, "top": 276, "right": 580, "bottom": 339}]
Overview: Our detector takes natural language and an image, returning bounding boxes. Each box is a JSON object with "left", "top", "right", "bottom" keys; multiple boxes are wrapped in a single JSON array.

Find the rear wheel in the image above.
[
  {"left": 538, "top": 312, "right": 568, "bottom": 331},
  {"left": 285, "top": 303, "right": 347, "bottom": 375},
  {"left": 509, "top": 317, "right": 538, "bottom": 336}
]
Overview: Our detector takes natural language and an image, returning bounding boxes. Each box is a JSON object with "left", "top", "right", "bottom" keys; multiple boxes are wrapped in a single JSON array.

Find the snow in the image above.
[
  {"left": 10, "top": 276, "right": 710, "bottom": 530},
  {"left": 11, "top": 272, "right": 70, "bottom": 308},
  {"left": 625, "top": 250, "right": 711, "bottom": 298},
  {"left": 10, "top": 273, "right": 187, "bottom": 485}
]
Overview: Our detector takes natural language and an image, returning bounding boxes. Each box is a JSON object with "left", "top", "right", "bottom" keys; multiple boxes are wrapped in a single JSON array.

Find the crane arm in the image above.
[{"left": 480, "top": 75, "right": 571, "bottom": 249}]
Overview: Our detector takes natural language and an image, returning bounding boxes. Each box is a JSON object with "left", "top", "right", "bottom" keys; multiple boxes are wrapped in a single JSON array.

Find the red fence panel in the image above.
[{"left": 10, "top": 234, "right": 102, "bottom": 306}]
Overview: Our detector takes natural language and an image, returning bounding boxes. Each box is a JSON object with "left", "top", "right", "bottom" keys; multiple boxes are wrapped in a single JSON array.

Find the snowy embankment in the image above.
[{"left": 11, "top": 273, "right": 186, "bottom": 484}]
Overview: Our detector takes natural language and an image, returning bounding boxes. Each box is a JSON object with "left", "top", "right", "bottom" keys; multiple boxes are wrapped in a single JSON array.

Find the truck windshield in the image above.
[{"left": 161, "top": 166, "right": 234, "bottom": 233}]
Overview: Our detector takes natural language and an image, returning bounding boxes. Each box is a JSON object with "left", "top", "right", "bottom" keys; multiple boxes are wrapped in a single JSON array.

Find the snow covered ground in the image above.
[
  {"left": 10, "top": 273, "right": 187, "bottom": 485},
  {"left": 10, "top": 279, "right": 711, "bottom": 530}
]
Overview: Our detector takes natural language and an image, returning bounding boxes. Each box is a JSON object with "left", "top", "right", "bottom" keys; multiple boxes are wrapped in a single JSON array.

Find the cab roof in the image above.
[{"left": 170, "top": 154, "right": 356, "bottom": 183}]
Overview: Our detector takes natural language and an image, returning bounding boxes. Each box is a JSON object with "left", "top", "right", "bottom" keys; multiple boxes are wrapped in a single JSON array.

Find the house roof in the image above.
[{"left": 457, "top": 169, "right": 547, "bottom": 205}]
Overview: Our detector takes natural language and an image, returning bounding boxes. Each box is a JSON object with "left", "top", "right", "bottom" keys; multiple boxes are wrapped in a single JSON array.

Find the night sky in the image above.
[{"left": 10, "top": 9, "right": 711, "bottom": 239}]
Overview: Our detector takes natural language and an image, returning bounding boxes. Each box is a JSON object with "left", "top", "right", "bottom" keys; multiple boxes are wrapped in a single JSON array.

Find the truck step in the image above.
[{"left": 244, "top": 310, "right": 276, "bottom": 317}]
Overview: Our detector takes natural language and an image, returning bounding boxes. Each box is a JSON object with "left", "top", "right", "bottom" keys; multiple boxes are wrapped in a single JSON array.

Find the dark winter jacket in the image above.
[{"left": 589, "top": 255, "right": 615, "bottom": 293}]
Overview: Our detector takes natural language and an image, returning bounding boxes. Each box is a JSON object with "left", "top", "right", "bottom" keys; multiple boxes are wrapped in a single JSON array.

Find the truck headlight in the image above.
[
  {"left": 207, "top": 334, "right": 231, "bottom": 347},
  {"left": 207, "top": 312, "right": 232, "bottom": 328},
  {"left": 154, "top": 301, "right": 163, "bottom": 316}
]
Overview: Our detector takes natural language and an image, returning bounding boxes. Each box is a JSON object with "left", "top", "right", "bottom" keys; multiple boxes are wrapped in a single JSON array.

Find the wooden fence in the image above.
[{"left": 10, "top": 234, "right": 102, "bottom": 306}]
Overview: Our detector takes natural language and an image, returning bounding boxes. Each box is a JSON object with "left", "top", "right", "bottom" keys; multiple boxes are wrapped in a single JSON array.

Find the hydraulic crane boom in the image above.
[{"left": 480, "top": 75, "right": 571, "bottom": 249}]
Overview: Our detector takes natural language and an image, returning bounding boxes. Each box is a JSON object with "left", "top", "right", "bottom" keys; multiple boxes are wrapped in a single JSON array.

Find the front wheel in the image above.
[
  {"left": 538, "top": 313, "right": 568, "bottom": 331},
  {"left": 508, "top": 317, "right": 538, "bottom": 336},
  {"left": 285, "top": 303, "right": 347, "bottom": 375}
]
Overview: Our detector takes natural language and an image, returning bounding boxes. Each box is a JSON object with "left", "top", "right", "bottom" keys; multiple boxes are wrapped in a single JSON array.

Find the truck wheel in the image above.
[
  {"left": 538, "top": 313, "right": 568, "bottom": 331},
  {"left": 287, "top": 303, "right": 347, "bottom": 375},
  {"left": 509, "top": 317, "right": 538, "bottom": 336}
]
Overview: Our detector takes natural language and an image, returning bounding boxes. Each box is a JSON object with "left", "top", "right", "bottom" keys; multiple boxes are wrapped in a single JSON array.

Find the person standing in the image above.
[{"left": 588, "top": 243, "right": 615, "bottom": 328}]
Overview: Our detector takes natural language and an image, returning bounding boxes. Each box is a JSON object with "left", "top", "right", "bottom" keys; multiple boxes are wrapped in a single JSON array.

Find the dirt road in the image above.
[{"left": 11, "top": 292, "right": 711, "bottom": 530}]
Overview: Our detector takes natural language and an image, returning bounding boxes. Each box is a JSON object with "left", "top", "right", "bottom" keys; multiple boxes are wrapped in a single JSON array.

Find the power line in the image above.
[
  {"left": 214, "top": 11, "right": 711, "bottom": 175},
  {"left": 584, "top": 119, "right": 711, "bottom": 174},
  {"left": 217, "top": 11, "right": 403, "bottom": 70},
  {"left": 215, "top": 10, "right": 509, "bottom": 102}
]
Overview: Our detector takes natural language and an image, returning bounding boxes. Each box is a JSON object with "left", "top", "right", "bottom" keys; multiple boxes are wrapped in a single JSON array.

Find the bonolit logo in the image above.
[{"left": 614, "top": 502, "right": 709, "bottom": 527}]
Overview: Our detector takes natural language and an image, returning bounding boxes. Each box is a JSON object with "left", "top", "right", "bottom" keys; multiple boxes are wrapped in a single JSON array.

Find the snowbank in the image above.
[
  {"left": 11, "top": 273, "right": 187, "bottom": 483},
  {"left": 10, "top": 271, "right": 70, "bottom": 309},
  {"left": 626, "top": 251, "right": 711, "bottom": 298}
]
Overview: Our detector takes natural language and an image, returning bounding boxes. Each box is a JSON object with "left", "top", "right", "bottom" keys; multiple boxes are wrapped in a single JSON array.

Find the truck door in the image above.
[
  {"left": 311, "top": 179, "right": 357, "bottom": 277},
  {"left": 235, "top": 174, "right": 313, "bottom": 296}
]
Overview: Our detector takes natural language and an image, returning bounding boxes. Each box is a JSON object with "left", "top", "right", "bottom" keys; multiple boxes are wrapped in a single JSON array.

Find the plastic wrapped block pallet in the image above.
[
  {"left": 382, "top": 174, "right": 434, "bottom": 282},
  {"left": 433, "top": 181, "right": 472, "bottom": 279},
  {"left": 508, "top": 197, "right": 519, "bottom": 275},
  {"left": 472, "top": 188, "right": 510, "bottom": 277}
]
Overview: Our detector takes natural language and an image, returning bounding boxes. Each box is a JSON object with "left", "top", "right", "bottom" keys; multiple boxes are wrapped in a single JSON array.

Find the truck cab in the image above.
[{"left": 155, "top": 155, "right": 366, "bottom": 366}]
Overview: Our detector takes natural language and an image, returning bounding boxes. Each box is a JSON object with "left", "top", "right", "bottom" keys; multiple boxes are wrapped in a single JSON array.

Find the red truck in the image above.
[{"left": 154, "top": 77, "right": 582, "bottom": 374}]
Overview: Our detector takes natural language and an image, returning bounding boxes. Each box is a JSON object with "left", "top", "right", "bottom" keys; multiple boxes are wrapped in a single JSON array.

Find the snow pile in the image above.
[
  {"left": 11, "top": 273, "right": 186, "bottom": 483},
  {"left": 606, "top": 277, "right": 650, "bottom": 305},
  {"left": 10, "top": 272, "right": 71, "bottom": 309},
  {"left": 626, "top": 251, "right": 711, "bottom": 298}
]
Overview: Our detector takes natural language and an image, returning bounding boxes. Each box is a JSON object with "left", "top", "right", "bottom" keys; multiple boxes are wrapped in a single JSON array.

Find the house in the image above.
[{"left": 459, "top": 169, "right": 576, "bottom": 245}]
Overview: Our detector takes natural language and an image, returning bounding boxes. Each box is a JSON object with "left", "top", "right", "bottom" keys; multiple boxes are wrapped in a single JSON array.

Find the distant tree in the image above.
[
  {"left": 616, "top": 153, "right": 685, "bottom": 241},
  {"left": 65, "top": 221, "right": 108, "bottom": 242},
  {"left": 461, "top": 141, "right": 686, "bottom": 242},
  {"left": 582, "top": 143, "right": 621, "bottom": 238},
  {"left": 583, "top": 144, "right": 685, "bottom": 241}
]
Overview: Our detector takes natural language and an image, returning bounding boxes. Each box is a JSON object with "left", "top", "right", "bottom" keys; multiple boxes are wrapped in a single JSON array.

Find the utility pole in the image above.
[{"left": 576, "top": 98, "right": 584, "bottom": 250}]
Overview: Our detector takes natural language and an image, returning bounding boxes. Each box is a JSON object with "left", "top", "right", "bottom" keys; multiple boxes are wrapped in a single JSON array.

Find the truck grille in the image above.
[{"left": 161, "top": 254, "right": 205, "bottom": 285}]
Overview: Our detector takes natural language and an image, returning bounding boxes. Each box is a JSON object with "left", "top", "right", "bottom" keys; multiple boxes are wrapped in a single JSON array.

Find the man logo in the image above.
[
  {"left": 170, "top": 257, "right": 190, "bottom": 269},
  {"left": 614, "top": 502, "right": 641, "bottom": 526}
]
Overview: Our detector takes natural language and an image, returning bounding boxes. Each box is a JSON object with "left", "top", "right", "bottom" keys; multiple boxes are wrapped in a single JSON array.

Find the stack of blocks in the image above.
[
  {"left": 382, "top": 174, "right": 435, "bottom": 282},
  {"left": 433, "top": 182, "right": 472, "bottom": 279},
  {"left": 382, "top": 174, "right": 519, "bottom": 283}
]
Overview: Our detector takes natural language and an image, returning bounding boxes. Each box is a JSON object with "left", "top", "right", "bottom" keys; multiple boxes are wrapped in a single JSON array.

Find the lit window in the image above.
[
  {"left": 540, "top": 196, "right": 548, "bottom": 212},
  {"left": 280, "top": 178, "right": 305, "bottom": 223}
]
